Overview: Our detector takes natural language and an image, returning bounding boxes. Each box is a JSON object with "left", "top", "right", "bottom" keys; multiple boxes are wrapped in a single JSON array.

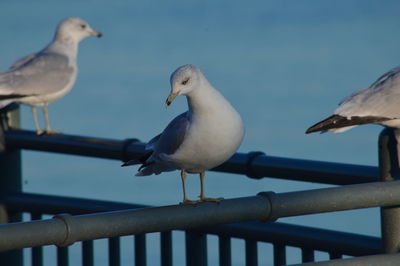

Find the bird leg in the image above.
[
  {"left": 180, "top": 169, "right": 200, "bottom": 204},
  {"left": 198, "top": 171, "right": 224, "bottom": 203},
  {"left": 31, "top": 107, "right": 44, "bottom": 135},
  {"left": 42, "top": 105, "right": 61, "bottom": 135}
]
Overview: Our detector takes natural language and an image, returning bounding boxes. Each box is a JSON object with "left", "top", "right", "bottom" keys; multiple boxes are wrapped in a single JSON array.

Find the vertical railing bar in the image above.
[
  {"left": 135, "top": 234, "right": 147, "bottom": 266},
  {"left": 57, "top": 246, "right": 69, "bottom": 266},
  {"left": 185, "top": 230, "right": 208, "bottom": 266},
  {"left": 301, "top": 248, "right": 314, "bottom": 263},
  {"left": 218, "top": 236, "right": 231, "bottom": 266},
  {"left": 31, "top": 213, "right": 43, "bottom": 266},
  {"left": 108, "top": 237, "right": 121, "bottom": 266},
  {"left": 273, "top": 244, "right": 286, "bottom": 266},
  {"left": 379, "top": 128, "right": 400, "bottom": 253},
  {"left": 82, "top": 240, "right": 94, "bottom": 266},
  {"left": 0, "top": 104, "right": 22, "bottom": 266},
  {"left": 160, "top": 231, "right": 172, "bottom": 266},
  {"left": 329, "top": 252, "right": 342, "bottom": 260},
  {"left": 245, "top": 240, "right": 258, "bottom": 266}
]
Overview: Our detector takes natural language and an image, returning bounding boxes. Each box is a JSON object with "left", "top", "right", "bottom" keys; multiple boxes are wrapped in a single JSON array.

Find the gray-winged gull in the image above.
[
  {"left": 0, "top": 17, "right": 102, "bottom": 135},
  {"left": 123, "top": 65, "right": 245, "bottom": 204}
]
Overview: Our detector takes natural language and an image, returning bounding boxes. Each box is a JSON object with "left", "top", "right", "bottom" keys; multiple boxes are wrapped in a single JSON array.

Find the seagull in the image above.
[
  {"left": 123, "top": 65, "right": 245, "bottom": 204},
  {"left": 0, "top": 17, "right": 102, "bottom": 135},
  {"left": 306, "top": 66, "right": 400, "bottom": 134}
]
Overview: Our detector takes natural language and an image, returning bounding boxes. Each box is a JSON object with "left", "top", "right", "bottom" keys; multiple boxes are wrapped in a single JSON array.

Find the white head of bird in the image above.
[
  {"left": 165, "top": 64, "right": 207, "bottom": 107},
  {"left": 54, "top": 17, "right": 102, "bottom": 44}
]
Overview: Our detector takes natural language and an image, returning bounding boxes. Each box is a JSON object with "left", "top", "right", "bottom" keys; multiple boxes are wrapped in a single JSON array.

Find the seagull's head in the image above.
[
  {"left": 55, "top": 17, "right": 102, "bottom": 43},
  {"left": 165, "top": 64, "right": 203, "bottom": 107}
]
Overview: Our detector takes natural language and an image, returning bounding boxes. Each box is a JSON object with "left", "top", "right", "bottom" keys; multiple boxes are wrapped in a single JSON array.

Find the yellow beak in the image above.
[{"left": 165, "top": 92, "right": 178, "bottom": 108}]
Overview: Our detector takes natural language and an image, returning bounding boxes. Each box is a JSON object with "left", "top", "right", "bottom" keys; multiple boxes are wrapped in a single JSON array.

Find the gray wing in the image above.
[
  {"left": 123, "top": 112, "right": 189, "bottom": 170},
  {"left": 145, "top": 133, "right": 162, "bottom": 150},
  {"left": 335, "top": 66, "right": 400, "bottom": 118},
  {"left": 0, "top": 52, "right": 74, "bottom": 96},
  {"left": 153, "top": 112, "right": 190, "bottom": 155}
]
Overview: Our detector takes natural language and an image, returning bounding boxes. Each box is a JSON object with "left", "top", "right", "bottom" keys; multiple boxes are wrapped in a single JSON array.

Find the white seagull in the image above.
[
  {"left": 306, "top": 66, "right": 400, "bottom": 134},
  {"left": 123, "top": 65, "right": 245, "bottom": 204},
  {"left": 0, "top": 17, "right": 102, "bottom": 135}
]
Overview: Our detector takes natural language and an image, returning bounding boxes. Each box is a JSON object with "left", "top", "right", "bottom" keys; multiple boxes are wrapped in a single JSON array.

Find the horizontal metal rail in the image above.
[
  {"left": 2, "top": 192, "right": 383, "bottom": 256},
  {"left": 4, "top": 130, "right": 378, "bottom": 185},
  {"left": 293, "top": 253, "right": 400, "bottom": 266},
  {"left": 1, "top": 180, "right": 398, "bottom": 251},
  {"left": 3, "top": 192, "right": 147, "bottom": 215}
]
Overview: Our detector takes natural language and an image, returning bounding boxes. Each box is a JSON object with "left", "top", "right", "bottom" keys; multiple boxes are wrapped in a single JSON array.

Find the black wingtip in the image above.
[
  {"left": 306, "top": 114, "right": 391, "bottom": 134},
  {"left": 122, "top": 151, "right": 154, "bottom": 167},
  {"left": 121, "top": 159, "right": 140, "bottom": 167},
  {"left": 305, "top": 128, "right": 315, "bottom": 134},
  {"left": 0, "top": 94, "right": 30, "bottom": 100},
  {"left": 305, "top": 115, "right": 338, "bottom": 134}
]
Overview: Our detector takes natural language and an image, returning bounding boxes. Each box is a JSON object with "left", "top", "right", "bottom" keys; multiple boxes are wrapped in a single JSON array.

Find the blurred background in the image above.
[{"left": 2, "top": 0, "right": 400, "bottom": 265}]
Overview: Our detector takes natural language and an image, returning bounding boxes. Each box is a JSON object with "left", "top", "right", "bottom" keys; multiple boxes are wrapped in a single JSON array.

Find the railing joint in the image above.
[
  {"left": 246, "top": 151, "right": 265, "bottom": 179},
  {"left": 257, "top": 191, "right": 277, "bottom": 222},
  {"left": 121, "top": 138, "right": 141, "bottom": 162},
  {"left": 53, "top": 213, "right": 74, "bottom": 247}
]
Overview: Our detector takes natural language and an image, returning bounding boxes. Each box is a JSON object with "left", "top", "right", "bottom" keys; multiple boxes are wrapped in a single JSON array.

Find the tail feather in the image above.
[
  {"left": 0, "top": 94, "right": 28, "bottom": 100},
  {"left": 136, "top": 163, "right": 176, "bottom": 176},
  {"left": 121, "top": 151, "right": 153, "bottom": 167},
  {"left": 121, "top": 159, "right": 141, "bottom": 167},
  {"left": 306, "top": 114, "right": 391, "bottom": 134},
  {"left": 0, "top": 94, "right": 31, "bottom": 109}
]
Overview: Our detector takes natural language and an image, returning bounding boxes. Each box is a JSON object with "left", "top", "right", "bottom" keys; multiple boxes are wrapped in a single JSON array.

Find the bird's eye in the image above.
[
  {"left": 80, "top": 24, "right": 87, "bottom": 29},
  {"left": 181, "top": 78, "right": 189, "bottom": 85}
]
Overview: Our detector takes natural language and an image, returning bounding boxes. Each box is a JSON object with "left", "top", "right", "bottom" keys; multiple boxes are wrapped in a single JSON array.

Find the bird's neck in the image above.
[
  {"left": 186, "top": 83, "right": 226, "bottom": 115},
  {"left": 45, "top": 35, "right": 79, "bottom": 59}
]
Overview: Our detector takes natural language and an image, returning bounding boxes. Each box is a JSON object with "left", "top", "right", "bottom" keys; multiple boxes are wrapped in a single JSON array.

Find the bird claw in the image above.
[
  {"left": 180, "top": 198, "right": 201, "bottom": 205},
  {"left": 199, "top": 196, "right": 224, "bottom": 203},
  {"left": 180, "top": 196, "right": 224, "bottom": 205},
  {"left": 38, "top": 129, "right": 62, "bottom": 135}
]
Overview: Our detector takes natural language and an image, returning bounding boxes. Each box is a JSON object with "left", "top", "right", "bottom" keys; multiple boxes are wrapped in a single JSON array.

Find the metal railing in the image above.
[
  {"left": 3, "top": 126, "right": 379, "bottom": 185},
  {"left": 0, "top": 104, "right": 399, "bottom": 266},
  {"left": 0, "top": 192, "right": 385, "bottom": 266},
  {"left": 2, "top": 180, "right": 399, "bottom": 251}
]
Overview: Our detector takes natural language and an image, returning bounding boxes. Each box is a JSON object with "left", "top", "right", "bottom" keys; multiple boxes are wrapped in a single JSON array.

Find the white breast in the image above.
[{"left": 171, "top": 103, "right": 245, "bottom": 172}]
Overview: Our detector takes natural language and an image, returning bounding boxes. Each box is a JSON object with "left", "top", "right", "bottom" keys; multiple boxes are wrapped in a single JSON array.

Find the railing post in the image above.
[
  {"left": 185, "top": 230, "right": 207, "bottom": 266},
  {"left": 0, "top": 104, "right": 23, "bottom": 266},
  {"left": 379, "top": 127, "right": 400, "bottom": 253}
]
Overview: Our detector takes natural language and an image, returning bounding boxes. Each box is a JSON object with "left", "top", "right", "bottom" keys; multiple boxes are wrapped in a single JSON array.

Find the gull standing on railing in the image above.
[
  {"left": 0, "top": 17, "right": 102, "bottom": 135},
  {"left": 123, "top": 65, "right": 245, "bottom": 204}
]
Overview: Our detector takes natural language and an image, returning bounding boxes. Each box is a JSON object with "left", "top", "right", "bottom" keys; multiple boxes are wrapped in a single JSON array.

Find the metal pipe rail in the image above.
[
  {"left": 294, "top": 253, "right": 400, "bottom": 266},
  {"left": 3, "top": 192, "right": 147, "bottom": 215},
  {"left": 0, "top": 179, "right": 399, "bottom": 252},
  {"left": 3, "top": 129, "right": 378, "bottom": 185},
  {"left": 2, "top": 192, "right": 383, "bottom": 256}
]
